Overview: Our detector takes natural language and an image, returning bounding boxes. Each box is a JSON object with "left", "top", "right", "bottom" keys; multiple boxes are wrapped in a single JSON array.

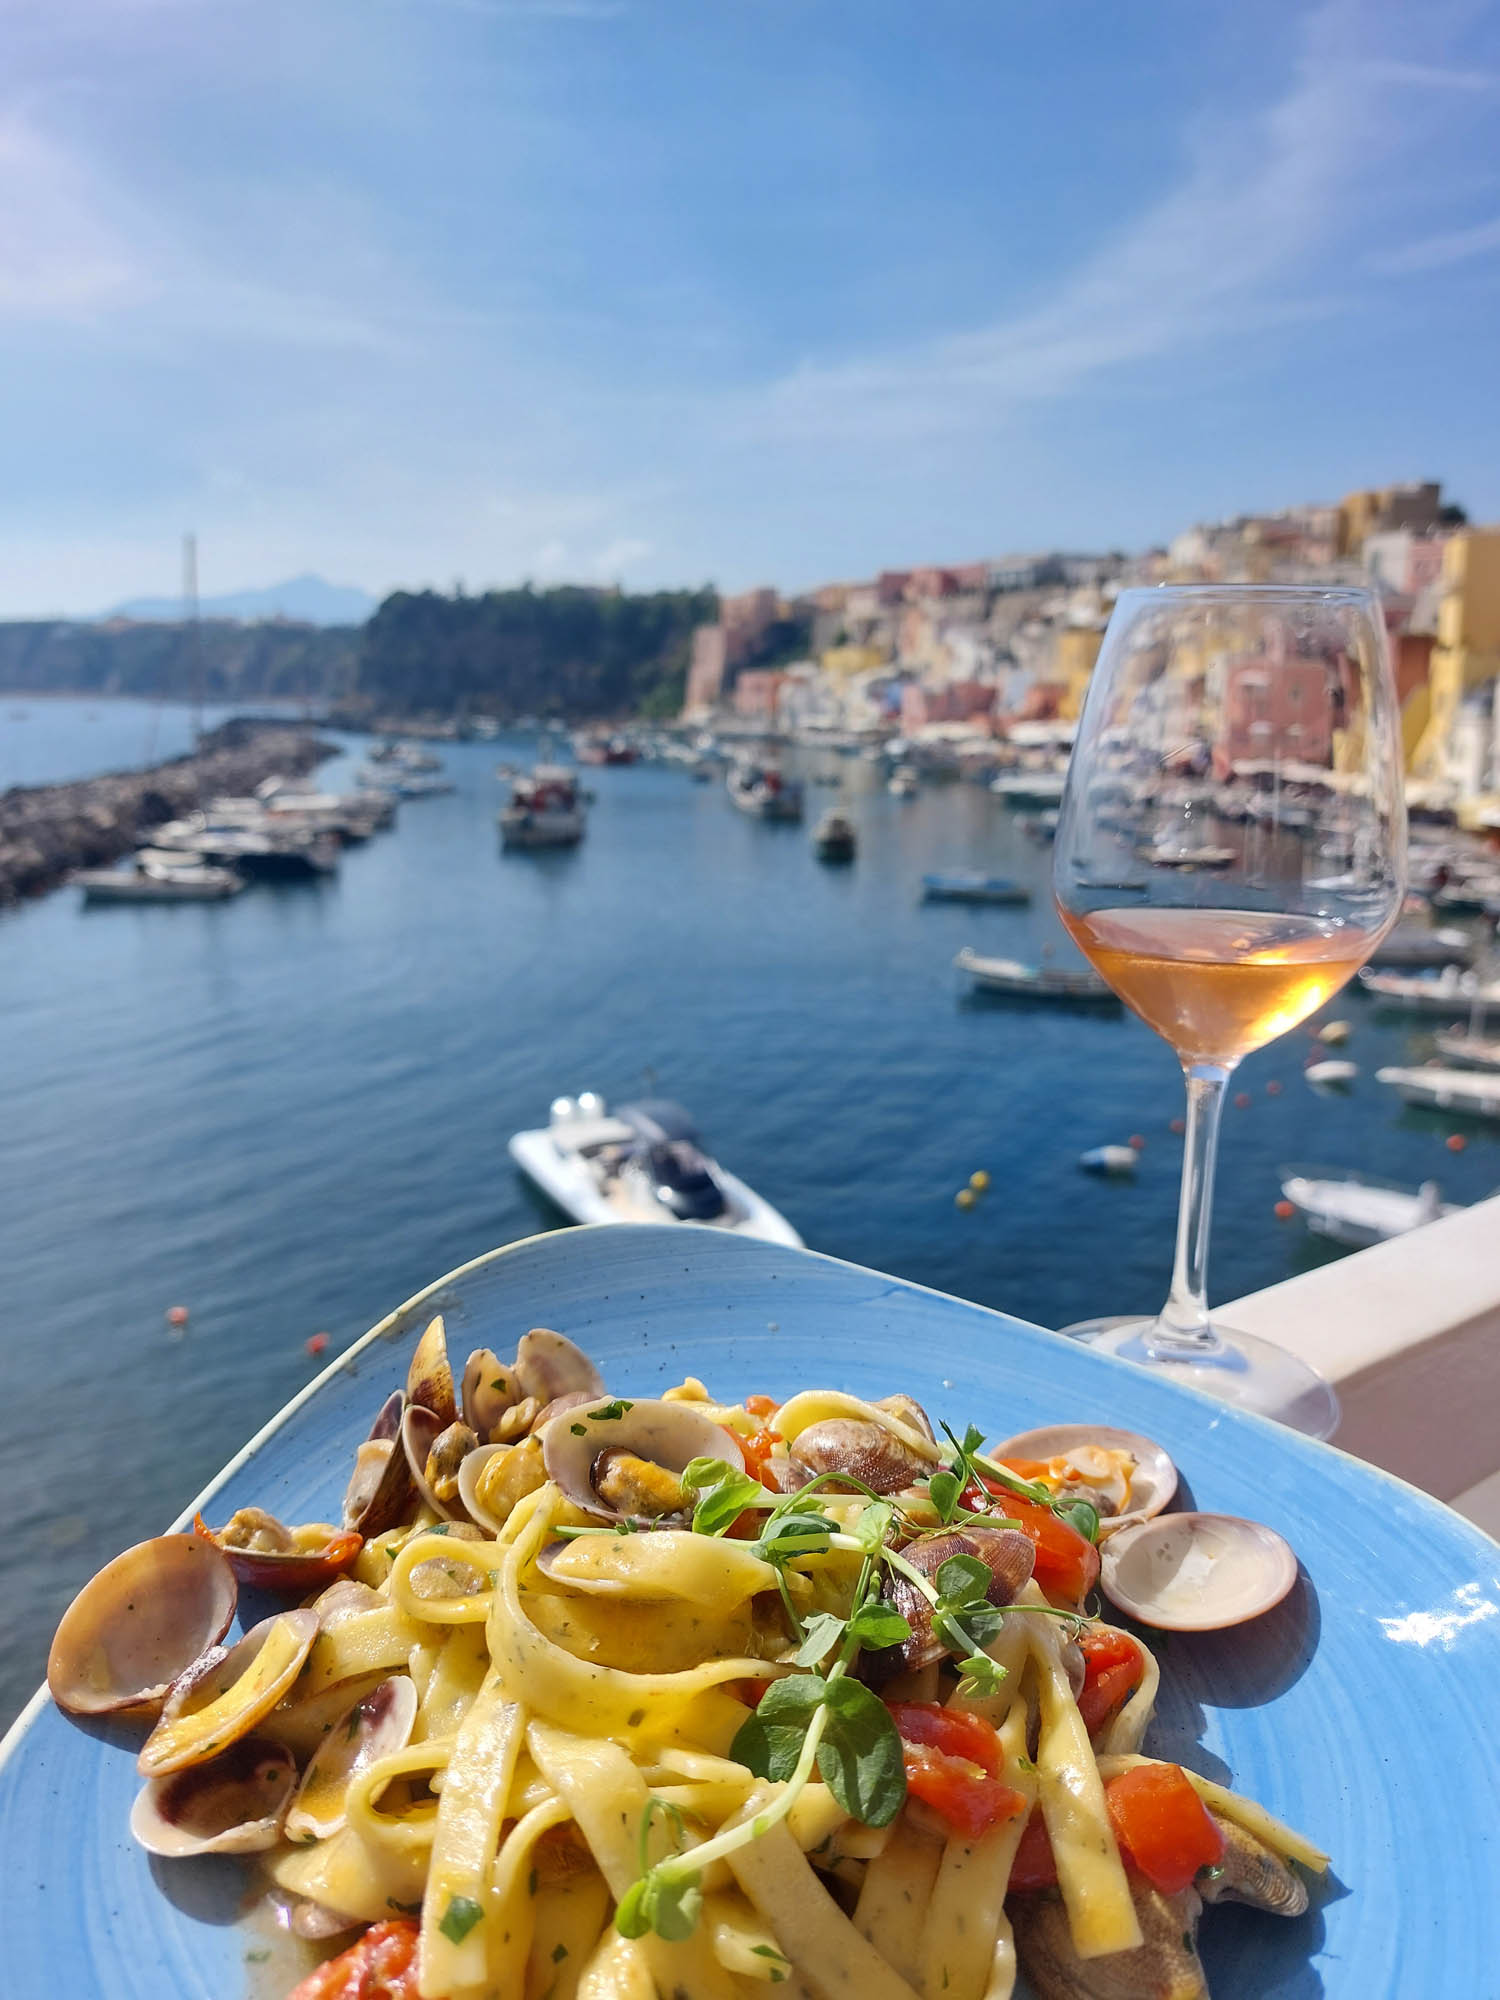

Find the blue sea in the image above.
[{"left": 2, "top": 698, "right": 1494, "bottom": 1725}]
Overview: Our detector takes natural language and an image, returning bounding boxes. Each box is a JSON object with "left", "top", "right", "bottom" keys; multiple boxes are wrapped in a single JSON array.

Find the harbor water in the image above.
[{"left": 2, "top": 701, "right": 1496, "bottom": 1725}]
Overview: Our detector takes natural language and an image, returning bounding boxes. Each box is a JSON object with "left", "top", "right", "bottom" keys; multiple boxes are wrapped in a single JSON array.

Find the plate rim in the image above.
[{"left": 5, "top": 1219, "right": 1496, "bottom": 1777}]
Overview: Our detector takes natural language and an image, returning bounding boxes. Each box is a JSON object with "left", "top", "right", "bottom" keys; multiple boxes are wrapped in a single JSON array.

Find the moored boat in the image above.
[
  {"left": 76, "top": 856, "right": 245, "bottom": 904},
  {"left": 1375, "top": 1065, "right": 1500, "bottom": 1119},
  {"left": 921, "top": 871, "right": 1029, "bottom": 906},
  {"left": 955, "top": 946, "right": 1119, "bottom": 1006},
  {"left": 509, "top": 1094, "right": 802, "bottom": 1245},
  {"left": 1280, "top": 1171, "right": 1461, "bottom": 1247},
  {"left": 1358, "top": 967, "right": 1500, "bottom": 1016},
  {"left": 1368, "top": 925, "right": 1475, "bottom": 970},
  {"left": 989, "top": 770, "right": 1067, "bottom": 808},
  {"left": 727, "top": 762, "right": 803, "bottom": 822},
  {"left": 811, "top": 809, "right": 856, "bottom": 863},
  {"left": 888, "top": 768, "right": 918, "bottom": 799},
  {"left": 1433, "top": 1030, "right": 1500, "bottom": 1071},
  {"left": 499, "top": 766, "right": 586, "bottom": 849}
]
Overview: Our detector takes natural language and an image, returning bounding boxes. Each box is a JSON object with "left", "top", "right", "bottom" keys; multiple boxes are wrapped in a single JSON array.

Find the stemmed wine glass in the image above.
[{"left": 1052, "top": 585, "right": 1406, "bottom": 1437}]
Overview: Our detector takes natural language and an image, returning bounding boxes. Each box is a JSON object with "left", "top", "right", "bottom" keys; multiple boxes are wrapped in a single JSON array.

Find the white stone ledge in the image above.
[{"left": 1222, "top": 1192, "right": 1500, "bottom": 1513}]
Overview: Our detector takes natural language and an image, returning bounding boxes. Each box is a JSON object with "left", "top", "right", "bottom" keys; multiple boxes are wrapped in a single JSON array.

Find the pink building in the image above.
[
  {"left": 876, "top": 570, "right": 912, "bottom": 606},
  {"left": 1220, "top": 654, "right": 1335, "bottom": 768},
  {"left": 900, "top": 680, "right": 996, "bottom": 732},
  {"left": 733, "top": 669, "right": 786, "bottom": 723},
  {"left": 906, "top": 566, "right": 957, "bottom": 600},
  {"left": 684, "top": 624, "right": 728, "bottom": 712}
]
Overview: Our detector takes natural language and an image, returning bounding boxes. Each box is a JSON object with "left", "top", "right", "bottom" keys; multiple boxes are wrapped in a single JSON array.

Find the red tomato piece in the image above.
[
  {"left": 886, "top": 1700, "right": 1003, "bottom": 1778},
  {"left": 1007, "top": 1808, "right": 1058, "bottom": 1891},
  {"left": 963, "top": 1482, "right": 1100, "bottom": 1605},
  {"left": 745, "top": 1394, "right": 779, "bottom": 1419},
  {"left": 1076, "top": 1629, "right": 1144, "bottom": 1737},
  {"left": 1106, "top": 1763, "right": 1226, "bottom": 1896},
  {"left": 741, "top": 1426, "right": 784, "bottom": 1482},
  {"left": 902, "top": 1744, "right": 1025, "bottom": 1841},
  {"left": 287, "top": 1920, "right": 421, "bottom": 2000}
]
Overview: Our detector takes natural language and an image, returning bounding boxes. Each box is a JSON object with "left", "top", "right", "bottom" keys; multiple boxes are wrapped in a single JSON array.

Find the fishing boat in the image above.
[
  {"left": 727, "top": 762, "right": 804, "bottom": 822},
  {"left": 921, "top": 872, "right": 1030, "bottom": 906},
  {"left": 75, "top": 855, "right": 245, "bottom": 904},
  {"left": 989, "top": 770, "right": 1067, "bottom": 808},
  {"left": 499, "top": 766, "right": 586, "bottom": 849},
  {"left": 1368, "top": 925, "right": 1475, "bottom": 969},
  {"left": 1358, "top": 966, "right": 1500, "bottom": 1016},
  {"left": 811, "top": 809, "right": 856, "bottom": 863},
  {"left": 1280, "top": 1171, "right": 1462, "bottom": 1248},
  {"left": 954, "top": 946, "right": 1119, "bottom": 1006},
  {"left": 1375, "top": 1065, "right": 1500, "bottom": 1119},
  {"left": 509, "top": 1095, "right": 802, "bottom": 1245},
  {"left": 1433, "top": 1030, "right": 1500, "bottom": 1071}
]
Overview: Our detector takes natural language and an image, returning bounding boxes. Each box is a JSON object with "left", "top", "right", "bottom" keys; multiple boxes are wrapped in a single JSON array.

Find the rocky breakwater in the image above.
[{"left": 0, "top": 719, "right": 337, "bottom": 904}]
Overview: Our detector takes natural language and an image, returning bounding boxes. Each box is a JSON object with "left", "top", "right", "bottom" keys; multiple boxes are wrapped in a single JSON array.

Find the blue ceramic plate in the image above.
[{"left": 4, "top": 1225, "right": 1499, "bottom": 1998}]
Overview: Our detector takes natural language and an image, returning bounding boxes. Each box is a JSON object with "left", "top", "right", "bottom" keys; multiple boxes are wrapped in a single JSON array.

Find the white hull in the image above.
[
  {"left": 1376, "top": 1065, "right": 1500, "bottom": 1119},
  {"left": 956, "top": 946, "right": 1116, "bottom": 1004},
  {"left": 509, "top": 1127, "right": 803, "bottom": 1246},
  {"left": 1281, "top": 1174, "right": 1460, "bottom": 1247},
  {"left": 77, "top": 866, "right": 244, "bottom": 903},
  {"left": 1360, "top": 970, "right": 1500, "bottom": 1016}
]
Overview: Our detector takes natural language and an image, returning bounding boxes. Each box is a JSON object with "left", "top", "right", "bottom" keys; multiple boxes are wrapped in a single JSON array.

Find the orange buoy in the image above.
[
  {"left": 1233, "top": 1092, "right": 1252, "bottom": 1109},
  {"left": 1274, "top": 1199, "right": 1295, "bottom": 1220},
  {"left": 1127, "top": 1134, "right": 1146, "bottom": 1151},
  {"left": 1446, "top": 1133, "right": 1468, "bottom": 1153},
  {"left": 306, "top": 1332, "right": 330, "bottom": 1357},
  {"left": 1169, "top": 1117, "right": 1185, "bottom": 1135},
  {"left": 165, "top": 1305, "right": 189, "bottom": 1329},
  {"left": 1266, "top": 1080, "right": 1282, "bottom": 1097}
]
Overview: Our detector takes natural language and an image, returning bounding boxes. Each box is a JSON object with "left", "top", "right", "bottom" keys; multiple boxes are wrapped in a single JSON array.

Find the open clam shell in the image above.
[
  {"left": 456, "top": 1439, "right": 546, "bottom": 1536},
  {"left": 513, "top": 1329, "right": 605, "bottom": 1406},
  {"left": 1099, "top": 1512, "right": 1298, "bottom": 1631},
  {"left": 130, "top": 1736, "right": 295, "bottom": 1857},
  {"left": 343, "top": 1393, "right": 416, "bottom": 1537},
  {"left": 542, "top": 1395, "right": 745, "bottom": 1521},
  {"left": 407, "top": 1316, "right": 457, "bottom": 1426},
  {"left": 285, "top": 1676, "right": 418, "bottom": 1843},
  {"left": 461, "top": 1348, "right": 519, "bottom": 1439},
  {"left": 47, "top": 1534, "right": 237, "bottom": 1719},
  {"left": 194, "top": 1511, "right": 362, "bottom": 1592},
  {"left": 138, "top": 1608, "right": 319, "bottom": 1778},
  {"left": 987, "top": 1423, "right": 1177, "bottom": 1531},
  {"left": 401, "top": 1406, "right": 472, "bottom": 1522}
]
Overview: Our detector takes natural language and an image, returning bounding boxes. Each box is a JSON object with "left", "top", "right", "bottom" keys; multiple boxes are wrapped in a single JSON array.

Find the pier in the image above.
[{"left": 0, "top": 720, "right": 335, "bottom": 904}]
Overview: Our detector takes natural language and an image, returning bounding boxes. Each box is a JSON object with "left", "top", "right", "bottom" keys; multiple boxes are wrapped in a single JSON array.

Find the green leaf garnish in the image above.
[
  {"left": 791, "top": 1611, "right": 847, "bottom": 1667},
  {"left": 814, "top": 1677, "right": 907, "bottom": 1826},
  {"left": 682, "top": 1457, "right": 766, "bottom": 1536},
  {"left": 439, "top": 1894, "right": 485, "bottom": 1944},
  {"left": 846, "top": 1599, "right": 911, "bottom": 1650}
]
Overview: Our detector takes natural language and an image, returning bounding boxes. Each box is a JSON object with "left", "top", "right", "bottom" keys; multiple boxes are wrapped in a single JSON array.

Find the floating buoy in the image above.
[
  {"left": 165, "top": 1305, "right": 189, "bottom": 1329},
  {"left": 1274, "top": 1199, "right": 1295, "bottom": 1220},
  {"left": 1127, "top": 1134, "right": 1146, "bottom": 1151},
  {"left": 955, "top": 1188, "right": 976, "bottom": 1210},
  {"left": 1233, "top": 1092, "right": 1252, "bottom": 1109},
  {"left": 1446, "top": 1133, "right": 1468, "bottom": 1153},
  {"left": 969, "top": 1170, "right": 991, "bottom": 1193},
  {"left": 306, "top": 1332, "right": 330, "bottom": 1357},
  {"left": 1266, "top": 1080, "right": 1282, "bottom": 1097},
  {"left": 1169, "top": 1117, "right": 1185, "bottom": 1135}
]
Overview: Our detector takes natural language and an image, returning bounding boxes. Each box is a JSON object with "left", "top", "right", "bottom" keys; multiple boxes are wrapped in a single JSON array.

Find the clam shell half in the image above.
[
  {"left": 542, "top": 1395, "right": 745, "bottom": 1521},
  {"left": 130, "top": 1736, "right": 295, "bottom": 1857},
  {"left": 138, "top": 1608, "right": 319, "bottom": 1777},
  {"left": 987, "top": 1423, "right": 1178, "bottom": 1532},
  {"left": 47, "top": 1534, "right": 237, "bottom": 1719},
  {"left": 285, "top": 1675, "right": 418, "bottom": 1843}
]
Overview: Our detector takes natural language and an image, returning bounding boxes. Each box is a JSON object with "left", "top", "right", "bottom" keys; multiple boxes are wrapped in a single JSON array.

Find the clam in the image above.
[
  {"left": 869, "top": 1525, "right": 1035, "bottom": 1676},
  {"left": 130, "top": 1736, "right": 295, "bottom": 1857},
  {"left": 407, "top": 1316, "right": 457, "bottom": 1425},
  {"left": 138, "top": 1608, "right": 319, "bottom": 1777},
  {"left": 1015, "top": 1876, "right": 1206, "bottom": 2000},
  {"left": 343, "top": 1393, "right": 416, "bottom": 1537},
  {"left": 285, "top": 1676, "right": 419, "bottom": 1843},
  {"left": 423, "top": 1420, "right": 480, "bottom": 1508},
  {"left": 457, "top": 1437, "right": 547, "bottom": 1535},
  {"left": 461, "top": 1348, "right": 519, "bottom": 1439},
  {"left": 988, "top": 1424, "right": 1177, "bottom": 1531},
  {"left": 513, "top": 1328, "right": 605, "bottom": 1406},
  {"left": 194, "top": 1509, "right": 362, "bottom": 1591},
  {"left": 401, "top": 1405, "right": 471, "bottom": 1522},
  {"left": 543, "top": 1396, "right": 745, "bottom": 1523},
  {"left": 47, "top": 1533, "right": 237, "bottom": 1719},
  {"left": 1099, "top": 1513, "right": 1298, "bottom": 1633},
  {"left": 793, "top": 1419, "right": 936, "bottom": 1496}
]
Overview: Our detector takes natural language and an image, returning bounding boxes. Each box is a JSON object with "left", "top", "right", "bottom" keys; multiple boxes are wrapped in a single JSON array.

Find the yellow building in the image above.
[
  {"left": 1411, "top": 530, "right": 1500, "bottom": 780},
  {"left": 820, "top": 643, "right": 888, "bottom": 679},
  {"left": 1054, "top": 626, "right": 1103, "bottom": 720},
  {"left": 1336, "top": 482, "right": 1443, "bottom": 556}
]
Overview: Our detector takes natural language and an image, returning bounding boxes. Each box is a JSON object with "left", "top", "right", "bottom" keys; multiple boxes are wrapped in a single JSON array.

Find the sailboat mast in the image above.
[{"left": 183, "top": 531, "right": 202, "bottom": 746}]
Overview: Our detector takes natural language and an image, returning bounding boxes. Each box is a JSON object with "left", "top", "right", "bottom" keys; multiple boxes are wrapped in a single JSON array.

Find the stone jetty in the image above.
[{"left": 0, "top": 719, "right": 336, "bottom": 904}]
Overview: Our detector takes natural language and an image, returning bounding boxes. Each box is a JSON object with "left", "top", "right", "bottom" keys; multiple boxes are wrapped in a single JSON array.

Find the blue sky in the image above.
[{"left": 2, "top": 0, "right": 1498, "bottom": 614}]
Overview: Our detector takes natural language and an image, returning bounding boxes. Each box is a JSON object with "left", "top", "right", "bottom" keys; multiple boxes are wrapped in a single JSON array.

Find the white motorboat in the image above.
[
  {"left": 76, "top": 856, "right": 245, "bottom": 904},
  {"left": 1359, "top": 967, "right": 1500, "bottom": 1016},
  {"left": 1304, "top": 1056, "right": 1358, "bottom": 1088},
  {"left": 499, "top": 766, "right": 586, "bottom": 849},
  {"left": 1079, "top": 1145, "right": 1139, "bottom": 1175},
  {"left": 955, "top": 946, "right": 1119, "bottom": 1006},
  {"left": 888, "top": 768, "right": 918, "bottom": 799},
  {"left": 1434, "top": 1030, "right": 1500, "bottom": 1071},
  {"left": 989, "top": 770, "right": 1067, "bottom": 808},
  {"left": 1376, "top": 1065, "right": 1500, "bottom": 1119},
  {"left": 1280, "top": 1172, "right": 1461, "bottom": 1248},
  {"left": 728, "top": 762, "right": 804, "bottom": 821},
  {"left": 509, "top": 1095, "right": 802, "bottom": 1245},
  {"left": 1146, "top": 842, "right": 1236, "bottom": 870},
  {"left": 1368, "top": 925, "right": 1475, "bottom": 970}
]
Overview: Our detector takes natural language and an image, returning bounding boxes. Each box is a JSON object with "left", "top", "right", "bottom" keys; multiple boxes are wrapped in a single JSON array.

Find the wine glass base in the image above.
[{"left": 1058, "top": 1315, "right": 1341, "bottom": 1441}]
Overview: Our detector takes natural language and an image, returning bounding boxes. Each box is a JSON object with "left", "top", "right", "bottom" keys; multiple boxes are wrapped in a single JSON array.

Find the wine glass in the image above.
[{"left": 1052, "top": 585, "right": 1406, "bottom": 1437}]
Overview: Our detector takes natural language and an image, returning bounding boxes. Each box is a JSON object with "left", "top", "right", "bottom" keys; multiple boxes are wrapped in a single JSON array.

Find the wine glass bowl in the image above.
[{"left": 1053, "top": 586, "right": 1406, "bottom": 1436}]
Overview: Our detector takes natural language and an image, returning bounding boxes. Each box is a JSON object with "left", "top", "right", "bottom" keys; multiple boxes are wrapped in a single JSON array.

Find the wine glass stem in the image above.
[{"left": 1151, "top": 1062, "right": 1230, "bottom": 1355}]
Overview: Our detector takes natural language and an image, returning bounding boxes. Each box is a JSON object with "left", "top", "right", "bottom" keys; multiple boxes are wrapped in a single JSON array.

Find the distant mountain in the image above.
[{"left": 107, "top": 573, "right": 377, "bottom": 627}]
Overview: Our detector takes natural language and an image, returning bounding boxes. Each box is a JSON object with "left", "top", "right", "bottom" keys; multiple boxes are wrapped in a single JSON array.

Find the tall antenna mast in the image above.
[{"left": 183, "top": 531, "right": 202, "bottom": 745}]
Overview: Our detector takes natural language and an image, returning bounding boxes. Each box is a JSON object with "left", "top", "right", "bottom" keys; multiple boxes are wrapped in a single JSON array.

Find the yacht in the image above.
[
  {"left": 499, "top": 766, "right": 586, "bottom": 849},
  {"left": 509, "top": 1095, "right": 802, "bottom": 1245}
]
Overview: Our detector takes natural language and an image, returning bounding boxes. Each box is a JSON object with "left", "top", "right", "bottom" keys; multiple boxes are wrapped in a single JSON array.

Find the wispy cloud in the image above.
[
  {"left": 1359, "top": 59, "right": 1500, "bottom": 93},
  {"left": 1368, "top": 214, "right": 1500, "bottom": 274},
  {"left": 0, "top": 115, "right": 141, "bottom": 315}
]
